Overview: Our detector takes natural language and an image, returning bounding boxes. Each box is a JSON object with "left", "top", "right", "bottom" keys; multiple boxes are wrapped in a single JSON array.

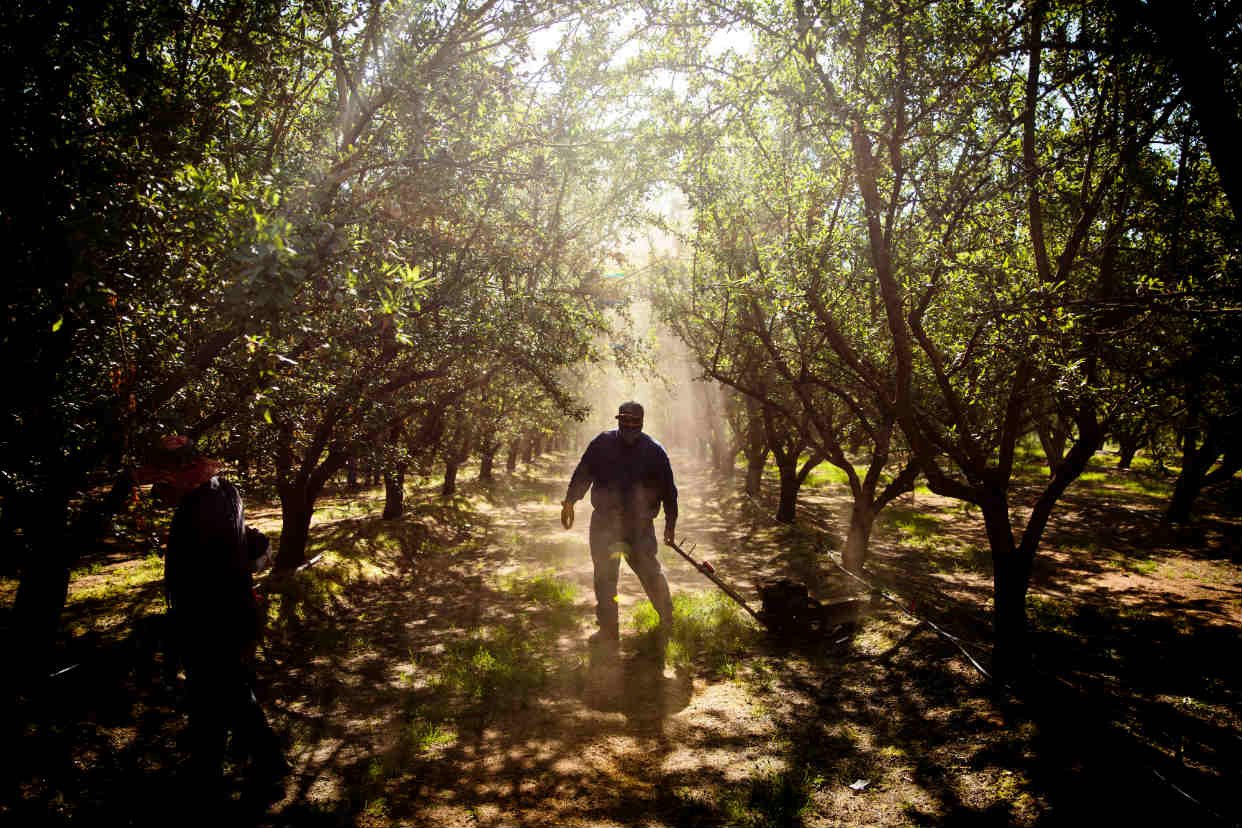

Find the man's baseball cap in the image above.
[{"left": 615, "top": 401, "right": 644, "bottom": 423}]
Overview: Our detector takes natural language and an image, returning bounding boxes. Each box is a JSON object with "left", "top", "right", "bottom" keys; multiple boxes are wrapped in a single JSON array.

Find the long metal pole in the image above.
[{"left": 666, "top": 538, "right": 764, "bottom": 623}]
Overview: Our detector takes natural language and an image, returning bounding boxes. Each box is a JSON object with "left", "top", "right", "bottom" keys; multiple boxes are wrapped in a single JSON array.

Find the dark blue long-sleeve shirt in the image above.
[
  {"left": 164, "top": 477, "right": 258, "bottom": 652},
  {"left": 566, "top": 430, "right": 678, "bottom": 528}
]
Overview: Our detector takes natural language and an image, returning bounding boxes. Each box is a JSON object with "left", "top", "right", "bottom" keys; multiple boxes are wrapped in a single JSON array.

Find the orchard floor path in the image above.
[{"left": 4, "top": 448, "right": 1241, "bottom": 827}]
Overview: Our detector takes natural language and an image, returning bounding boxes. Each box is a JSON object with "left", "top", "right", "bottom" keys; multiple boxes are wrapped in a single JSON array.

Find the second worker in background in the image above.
[{"left": 561, "top": 401, "right": 677, "bottom": 648}]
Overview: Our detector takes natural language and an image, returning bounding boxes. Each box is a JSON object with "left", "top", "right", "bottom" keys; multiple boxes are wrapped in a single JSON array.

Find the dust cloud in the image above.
[{"left": 567, "top": 187, "right": 728, "bottom": 462}]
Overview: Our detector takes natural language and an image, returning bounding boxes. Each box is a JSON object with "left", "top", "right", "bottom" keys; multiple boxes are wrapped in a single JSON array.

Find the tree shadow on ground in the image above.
[
  {"left": 247, "top": 467, "right": 711, "bottom": 825},
  {"left": 780, "top": 456, "right": 1242, "bottom": 826},
  {"left": 5, "top": 452, "right": 1239, "bottom": 827}
]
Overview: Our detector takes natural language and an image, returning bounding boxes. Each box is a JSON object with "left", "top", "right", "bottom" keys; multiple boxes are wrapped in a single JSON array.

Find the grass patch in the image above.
[
  {"left": 69, "top": 561, "right": 105, "bottom": 579},
  {"left": 901, "top": 539, "right": 993, "bottom": 575},
  {"left": 1067, "top": 541, "right": 1161, "bottom": 576},
  {"left": 60, "top": 552, "right": 167, "bottom": 640},
  {"left": 316, "top": 496, "right": 380, "bottom": 522},
  {"left": 742, "top": 657, "right": 777, "bottom": 695},
  {"left": 805, "top": 464, "right": 863, "bottom": 488},
  {"left": 66, "top": 553, "right": 164, "bottom": 604},
  {"left": 362, "top": 797, "right": 389, "bottom": 819},
  {"left": 719, "top": 764, "right": 823, "bottom": 827},
  {"left": 409, "top": 716, "right": 458, "bottom": 754},
  {"left": 632, "top": 590, "right": 760, "bottom": 674},
  {"left": 265, "top": 562, "right": 350, "bottom": 633},
  {"left": 1108, "top": 551, "right": 1159, "bottom": 575},
  {"left": 880, "top": 506, "right": 940, "bottom": 541},
  {"left": 497, "top": 569, "right": 579, "bottom": 626},
  {"left": 1109, "top": 474, "right": 1173, "bottom": 499},
  {"left": 435, "top": 625, "right": 548, "bottom": 707},
  {"left": 894, "top": 514, "right": 940, "bottom": 540},
  {"left": 305, "top": 528, "right": 392, "bottom": 580},
  {"left": 1028, "top": 594, "right": 1077, "bottom": 637},
  {"left": 1012, "top": 441, "right": 1051, "bottom": 472},
  {"left": 953, "top": 543, "right": 992, "bottom": 573},
  {"left": 806, "top": 462, "right": 914, "bottom": 493},
  {"left": 1129, "top": 453, "right": 1179, "bottom": 476}
]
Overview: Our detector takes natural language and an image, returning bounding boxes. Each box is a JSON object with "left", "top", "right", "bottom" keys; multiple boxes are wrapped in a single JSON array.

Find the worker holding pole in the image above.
[{"left": 561, "top": 401, "right": 677, "bottom": 649}]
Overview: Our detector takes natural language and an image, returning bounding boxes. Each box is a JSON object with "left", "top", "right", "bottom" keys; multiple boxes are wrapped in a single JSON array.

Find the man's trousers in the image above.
[{"left": 588, "top": 511, "right": 673, "bottom": 636}]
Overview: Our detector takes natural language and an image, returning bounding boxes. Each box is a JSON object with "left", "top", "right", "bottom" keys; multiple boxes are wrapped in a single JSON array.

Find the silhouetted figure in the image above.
[
  {"left": 137, "top": 436, "right": 286, "bottom": 800},
  {"left": 561, "top": 402, "right": 677, "bottom": 647}
]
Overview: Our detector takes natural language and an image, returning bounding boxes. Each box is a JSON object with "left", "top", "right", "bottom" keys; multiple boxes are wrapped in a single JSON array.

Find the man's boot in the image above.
[
  {"left": 588, "top": 621, "right": 619, "bottom": 651},
  {"left": 640, "top": 626, "right": 669, "bottom": 667}
]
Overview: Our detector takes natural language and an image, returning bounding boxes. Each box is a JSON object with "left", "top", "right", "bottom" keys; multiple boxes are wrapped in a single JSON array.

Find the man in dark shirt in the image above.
[
  {"left": 561, "top": 401, "right": 677, "bottom": 646},
  {"left": 138, "top": 436, "right": 285, "bottom": 797}
]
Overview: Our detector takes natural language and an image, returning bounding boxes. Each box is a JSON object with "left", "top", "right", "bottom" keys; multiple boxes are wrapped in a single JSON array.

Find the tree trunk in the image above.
[
  {"left": 522, "top": 437, "right": 534, "bottom": 465},
  {"left": 1204, "top": 447, "right": 1242, "bottom": 487},
  {"left": 842, "top": 498, "right": 876, "bottom": 573},
  {"left": 346, "top": 457, "right": 359, "bottom": 488},
  {"left": 506, "top": 439, "right": 519, "bottom": 473},
  {"left": 745, "top": 449, "right": 766, "bottom": 496},
  {"left": 743, "top": 397, "right": 767, "bottom": 496},
  {"left": 718, "top": 442, "right": 735, "bottom": 478},
  {"left": 775, "top": 463, "right": 799, "bottom": 523},
  {"left": 711, "top": 427, "right": 734, "bottom": 478},
  {"left": 478, "top": 445, "right": 497, "bottom": 481},
  {"left": 382, "top": 467, "right": 405, "bottom": 520},
  {"left": 13, "top": 498, "right": 72, "bottom": 677},
  {"left": 442, "top": 461, "right": 459, "bottom": 497},
  {"left": 14, "top": 474, "right": 136, "bottom": 678},
  {"left": 1166, "top": 470, "right": 1200, "bottom": 524},
  {"left": 745, "top": 456, "right": 765, "bottom": 496},
  {"left": 276, "top": 485, "right": 317, "bottom": 571},
  {"left": 1167, "top": 424, "right": 1219, "bottom": 524},
  {"left": 1036, "top": 416, "right": 1068, "bottom": 476},
  {"left": 981, "top": 494, "right": 1031, "bottom": 681},
  {"left": 1117, "top": 433, "right": 1141, "bottom": 469}
]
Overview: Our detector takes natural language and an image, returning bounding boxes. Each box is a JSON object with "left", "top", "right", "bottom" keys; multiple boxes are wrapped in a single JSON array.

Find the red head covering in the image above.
[{"left": 135, "top": 435, "right": 219, "bottom": 489}]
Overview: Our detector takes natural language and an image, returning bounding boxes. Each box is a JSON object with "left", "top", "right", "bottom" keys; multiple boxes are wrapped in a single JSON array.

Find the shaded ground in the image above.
[{"left": 2, "top": 447, "right": 1240, "bottom": 826}]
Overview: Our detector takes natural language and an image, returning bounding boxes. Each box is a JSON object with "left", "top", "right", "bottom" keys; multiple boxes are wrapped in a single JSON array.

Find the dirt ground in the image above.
[{"left": 3, "top": 449, "right": 1240, "bottom": 827}]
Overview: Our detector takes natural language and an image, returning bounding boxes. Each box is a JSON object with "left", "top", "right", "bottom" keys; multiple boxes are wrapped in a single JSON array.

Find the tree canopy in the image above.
[{"left": 2, "top": 0, "right": 1239, "bottom": 682}]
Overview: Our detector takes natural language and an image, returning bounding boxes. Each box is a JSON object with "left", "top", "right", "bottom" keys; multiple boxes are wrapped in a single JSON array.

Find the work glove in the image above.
[
  {"left": 663, "top": 524, "right": 676, "bottom": 546},
  {"left": 561, "top": 500, "right": 575, "bottom": 530}
]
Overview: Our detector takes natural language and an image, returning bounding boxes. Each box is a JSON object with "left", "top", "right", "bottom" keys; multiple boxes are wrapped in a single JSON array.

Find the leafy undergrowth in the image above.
[
  {"left": 4, "top": 454, "right": 1240, "bottom": 827},
  {"left": 631, "top": 589, "right": 760, "bottom": 675}
]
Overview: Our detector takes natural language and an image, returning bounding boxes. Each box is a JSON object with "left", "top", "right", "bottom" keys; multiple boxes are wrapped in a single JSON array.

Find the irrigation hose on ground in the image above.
[
  {"left": 820, "top": 540, "right": 1230, "bottom": 825},
  {"left": 821, "top": 547, "right": 993, "bottom": 682}
]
